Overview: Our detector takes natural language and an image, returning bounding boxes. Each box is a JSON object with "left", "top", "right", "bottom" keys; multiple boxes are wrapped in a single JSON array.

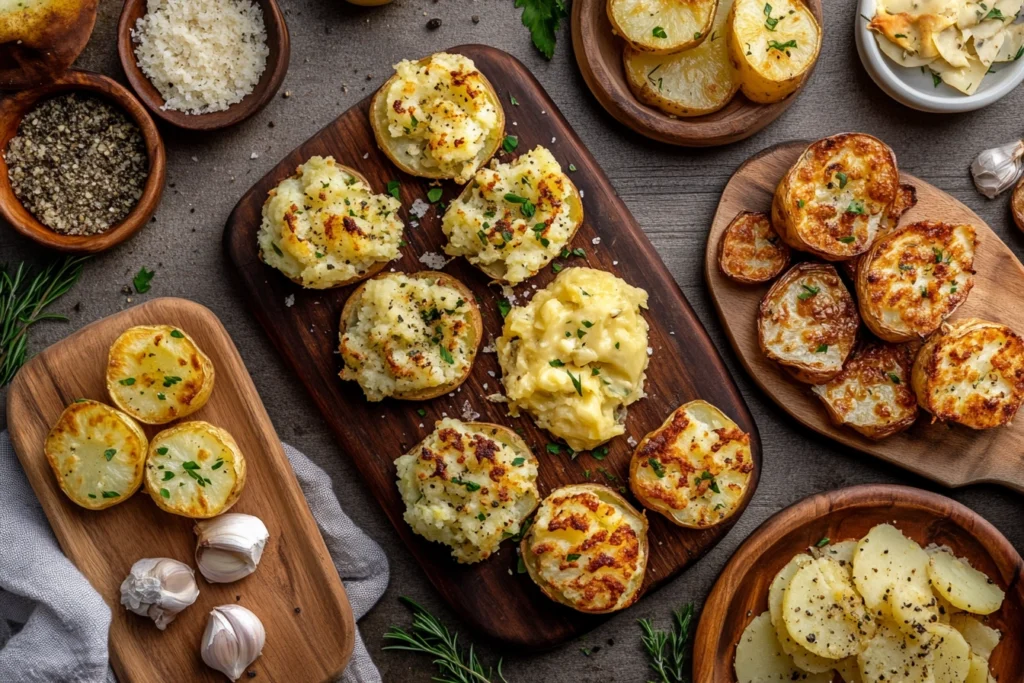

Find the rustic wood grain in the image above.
[
  {"left": 693, "top": 484, "right": 1024, "bottom": 682},
  {"left": 5, "top": 297, "right": 354, "bottom": 683},
  {"left": 570, "top": 0, "right": 824, "bottom": 147},
  {"left": 223, "top": 44, "right": 761, "bottom": 649},
  {"left": 116, "top": 0, "right": 290, "bottom": 131},
  {"left": 705, "top": 140, "right": 1024, "bottom": 493}
]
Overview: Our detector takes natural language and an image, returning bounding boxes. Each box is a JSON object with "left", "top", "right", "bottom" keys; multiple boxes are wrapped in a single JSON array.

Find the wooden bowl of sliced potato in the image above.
[{"left": 694, "top": 484, "right": 1024, "bottom": 682}]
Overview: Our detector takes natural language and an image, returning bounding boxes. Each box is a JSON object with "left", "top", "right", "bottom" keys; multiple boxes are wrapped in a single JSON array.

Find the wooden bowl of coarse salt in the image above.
[{"left": 117, "top": 0, "right": 290, "bottom": 132}]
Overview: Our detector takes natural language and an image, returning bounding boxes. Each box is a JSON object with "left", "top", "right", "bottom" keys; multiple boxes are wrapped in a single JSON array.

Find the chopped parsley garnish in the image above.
[
  {"left": 212, "top": 460, "right": 224, "bottom": 470},
  {"left": 847, "top": 199, "right": 866, "bottom": 215},
  {"left": 888, "top": 372, "right": 901, "bottom": 384},
  {"left": 498, "top": 298, "right": 512, "bottom": 318},
  {"left": 170, "top": 330, "right": 185, "bottom": 339},
  {"left": 157, "top": 447, "right": 168, "bottom": 455},
  {"left": 984, "top": 7, "right": 1003, "bottom": 20},
  {"left": 568, "top": 163, "right": 577, "bottom": 172},
  {"left": 649, "top": 458, "right": 666, "bottom": 478},
  {"left": 764, "top": 3, "right": 779, "bottom": 30},
  {"left": 163, "top": 375, "right": 182, "bottom": 387},
  {"left": 836, "top": 171, "right": 848, "bottom": 189},
  {"left": 427, "top": 187, "right": 443, "bottom": 203},
  {"left": 546, "top": 443, "right": 562, "bottom": 454},
  {"left": 838, "top": 235, "right": 856, "bottom": 244},
  {"left": 452, "top": 477, "right": 481, "bottom": 492},
  {"left": 798, "top": 284, "right": 820, "bottom": 300},
  {"left": 133, "top": 266, "right": 155, "bottom": 294},
  {"left": 815, "top": 344, "right": 829, "bottom": 353},
  {"left": 103, "top": 448, "right": 116, "bottom": 461},
  {"left": 157, "top": 393, "right": 166, "bottom": 401},
  {"left": 549, "top": 359, "right": 566, "bottom": 367},
  {"left": 502, "top": 135, "right": 519, "bottom": 153},
  {"left": 410, "top": 113, "right": 419, "bottom": 128},
  {"left": 510, "top": 93, "right": 519, "bottom": 106},
  {"left": 552, "top": 262, "right": 563, "bottom": 273},
  {"left": 119, "top": 377, "right": 135, "bottom": 386},
  {"left": 591, "top": 446, "right": 609, "bottom": 460},
  {"left": 511, "top": 457, "right": 526, "bottom": 466},
  {"left": 932, "top": 72, "right": 942, "bottom": 88},
  {"left": 797, "top": 199, "right": 806, "bottom": 208},
  {"left": 438, "top": 345, "right": 454, "bottom": 364},
  {"left": 581, "top": 320, "right": 594, "bottom": 328},
  {"left": 815, "top": 537, "right": 831, "bottom": 548},
  {"left": 696, "top": 470, "right": 720, "bottom": 494},
  {"left": 162, "top": 471, "right": 174, "bottom": 481},
  {"left": 567, "top": 370, "right": 583, "bottom": 396},
  {"left": 567, "top": 553, "right": 582, "bottom": 562},
  {"left": 477, "top": 512, "right": 486, "bottom": 521},
  {"left": 652, "top": 26, "right": 667, "bottom": 38},
  {"left": 768, "top": 39, "right": 798, "bottom": 52},
  {"left": 101, "top": 491, "right": 120, "bottom": 499},
  {"left": 387, "top": 180, "right": 400, "bottom": 200},
  {"left": 160, "top": 488, "right": 170, "bottom": 499}
]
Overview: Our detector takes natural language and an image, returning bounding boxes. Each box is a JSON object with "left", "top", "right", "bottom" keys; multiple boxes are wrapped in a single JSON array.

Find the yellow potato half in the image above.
[
  {"left": 728, "top": 0, "right": 821, "bottom": 103},
  {"left": 609, "top": 0, "right": 718, "bottom": 54}
]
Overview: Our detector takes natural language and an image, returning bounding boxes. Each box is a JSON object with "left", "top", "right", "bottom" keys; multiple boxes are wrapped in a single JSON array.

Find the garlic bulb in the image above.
[
  {"left": 120, "top": 558, "right": 200, "bottom": 630},
  {"left": 194, "top": 513, "right": 270, "bottom": 583},
  {"left": 201, "top": 605, "right": 266, "bottom": 681},
  {"left": 971, "top": 139, "right": 1024, "bottom": 198}
]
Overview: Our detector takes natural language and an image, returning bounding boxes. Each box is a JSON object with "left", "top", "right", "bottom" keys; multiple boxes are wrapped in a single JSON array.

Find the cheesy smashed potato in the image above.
[
  {"left": 394, "top": 419, "right": 539, "bottom": 564},
  {"left": 497, "top": 268, "right": 650, "bottom": 451},
  {"left": 442, "top": 146, "right": 583, "bottom": 284},
  {"left": 258, "top": 156, "right": 404, "bottom": 289}
]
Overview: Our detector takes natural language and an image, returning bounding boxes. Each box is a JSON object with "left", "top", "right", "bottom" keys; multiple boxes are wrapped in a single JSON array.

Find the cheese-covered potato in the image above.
[
  {"left": 629, "top": 400, "right": 754, "bottom": 528},
  {"left": 106, "top": 325, "right": 215, "bottom": 425},
  {"left": 911, "top": 318, "right": 1024, "bottom": 429},
  {"left": 607, "top": 0, "right": 717, "bottom": 54},
  {"left": 394, "top": 419, "right": 539, "bottom": 564},
  {"left": 812, "top": 342, "right": 919, "bottom": 440},
  {"left": 856, "top": 221, "right": 976, "bottom": 342},
  {"left": 717, "top": 210, "right": 790, "bottom": 284},
  {"left": 370, "top": 52, "right": 504, "bottom": 184},
  {"left": 144, "top": 421, "right": 247, "bottom": 518},
  {"left": 758, "top": 263, "right": 859, "bottom": 384},
  {"left": 772, "top": 134, "right": 900, "bottom": 261},
  {"left": 521, "top": 484, "right": 648, "bottom": 614},
  {"left": 44, "top": 400, "right": 147, "bottom": 510},
  {"left": 339, "top": 271, "right": 482, "bottom": 401},
  {"left": 497, "top": 267, "right": 650, "bottom": 451},
  {"left": 257, "top": 156, "right": 404, "bottom": 289},
  {"left": 441, "top": 146, "right": 583, "bottom": 284}
]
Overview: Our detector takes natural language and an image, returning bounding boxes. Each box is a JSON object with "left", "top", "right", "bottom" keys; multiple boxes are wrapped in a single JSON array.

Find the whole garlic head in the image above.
[
  {"left": 120, "top": 558, "right": 200, "bottom": 630},
  {"left": 195, "top": 513, "right": 270, "bottom": 583},
  {"left": 971, "top": 139, "right": 1024, "bottom": 198},
  {"left": 201, "top": 604, "right": 266, "bottom": 681}
]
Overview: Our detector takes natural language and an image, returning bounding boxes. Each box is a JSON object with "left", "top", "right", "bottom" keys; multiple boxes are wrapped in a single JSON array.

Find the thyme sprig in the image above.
[{"left": 638, "top": 603, "right": 695, "bottom": 683}]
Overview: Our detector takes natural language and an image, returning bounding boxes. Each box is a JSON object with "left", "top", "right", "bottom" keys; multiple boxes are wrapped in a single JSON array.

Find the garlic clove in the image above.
[
  {"left": 201, "top": 604, "right": 266, "bottom": 681},
  {"left": 194, "top": 513, "right": 270, "bottom": 583},
  {"left": 971, "top": 139, "right": 1024, "bottom": 199},
  {"left": 120, "top": 557, "right": 199, "bottom": 630}
]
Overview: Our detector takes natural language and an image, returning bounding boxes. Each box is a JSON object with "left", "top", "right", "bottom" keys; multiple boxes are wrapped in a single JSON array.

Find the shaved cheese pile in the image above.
[
  {"left": 132, "top": 0, "right": 269, "bottom": 114},
  {"left": 869, "top": 0, "right": 1024, "bottom": 94}
]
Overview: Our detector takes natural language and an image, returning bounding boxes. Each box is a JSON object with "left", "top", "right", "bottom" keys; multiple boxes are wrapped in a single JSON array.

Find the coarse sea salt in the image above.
[{"left": 418, "top": 251, "right": 448, "bottom": 269}]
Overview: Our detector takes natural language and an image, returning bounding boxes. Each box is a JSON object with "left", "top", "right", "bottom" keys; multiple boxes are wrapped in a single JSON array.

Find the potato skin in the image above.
[
  {"left": 717, "top": 211, "right": 790, "bottom": 284},
  {"left": 1013, "top": 179, "right": 1024, "bottom": 233},
  {"left": 0, "top": 0, "right": 97, "bottom": 87}
]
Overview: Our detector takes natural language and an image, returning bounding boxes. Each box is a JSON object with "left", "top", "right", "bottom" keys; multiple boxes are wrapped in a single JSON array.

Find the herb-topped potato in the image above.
[
  {"left": 608, "top": 0, "right": 718, "bottom": 54},
  {"left": 370, "top": 52, "right": 504, "bottom": 184},
  {"left": 441, "top": 146, "right": 583, "bottom": 285},
  {"left": 339, "top": 271, "right": 482, "bottom": 401},
  {"left": 106, "top": 325, "right": 215, "bottom": 425},
  {"left": 717, "top": 210, "right": 790, "bottom": 284},
  {"left": 257, "top": 156, "right": 404, "bottom": 289}
]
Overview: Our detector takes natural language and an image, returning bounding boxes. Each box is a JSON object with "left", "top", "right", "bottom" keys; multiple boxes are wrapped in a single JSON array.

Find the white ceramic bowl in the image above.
[{"left": 855, "top": 0, "right": 1024, "bottom": 113}]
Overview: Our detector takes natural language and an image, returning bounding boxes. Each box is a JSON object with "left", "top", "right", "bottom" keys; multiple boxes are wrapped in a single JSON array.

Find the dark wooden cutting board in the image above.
[{"left": 224, "top": 44, "right": 761, "bottom": 648}]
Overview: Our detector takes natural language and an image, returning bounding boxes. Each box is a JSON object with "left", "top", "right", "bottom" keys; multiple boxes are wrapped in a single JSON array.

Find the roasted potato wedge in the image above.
[
  {"left": 734, "top": 612, "right": 833, "bottom": 683},
  {"left": 717, "top": 210, "right": 790, "bottom": 284},
  {"left": 608, "top": 0, "right": 717, "bottom": 54}
]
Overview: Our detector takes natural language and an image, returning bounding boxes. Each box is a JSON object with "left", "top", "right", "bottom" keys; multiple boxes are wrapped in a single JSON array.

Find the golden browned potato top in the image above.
[{"left": 719, "top": 211, "right": 790, "bottom": 284}]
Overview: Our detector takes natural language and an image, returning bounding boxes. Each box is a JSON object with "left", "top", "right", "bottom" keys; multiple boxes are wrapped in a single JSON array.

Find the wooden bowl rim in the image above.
[
  {"left": 0, "top": 69, "right": 166, "bottom": 253},
  {"left": 693, "top": 483, "right": 1024, "bottom": 681},
  {"left": 116, "top": 0, "right": 290, "bottom": 132},
  {"left": 569, "top": 0, "right": 824, "bottom": 147}
]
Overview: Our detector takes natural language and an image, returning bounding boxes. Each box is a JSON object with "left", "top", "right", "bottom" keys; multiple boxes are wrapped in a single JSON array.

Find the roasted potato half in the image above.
[
  {"left": 144, "top": 421, "right": 247, "bottom": 518},
  {"left": 339, "top": 271, "right": 482, "bottom": 401},
  {"left": 717, "top": 210, "right": 790, "bottom": 284},
  {"left": 757, "top": 262, "right": 859, "bottom": 384},
  {"left": 629, "top": 400, "right": 754, "bottom": 528},
  {"left": 727, "top": 0, "right": 821, "bottom": 104},
  {"left": 370, "top": 52, "right": 504, "bottom": 184},
  {"left": 911, "top": 318, "right": 1024, "bottom": 430},
  {"left": 106, "top": 325, "right": 215, "bottom": 425},
  {"left": 856, "top": 221, "right": 976, "bottom": 343},
  {"left": 0, "top": 0, "right": 97, "bottom": 88},
  {"left": 44, "top": 399, "right": 147, "bottom": 510},
  {"left": 1014, "top": 178, "right": 1024, "bottom": 233},
  {"left": 521, "top": 484, "right": 648, "bottom": 614},
  {"left": 608, "top": 0, "right": 717, "bottom": 54},
  {"left": 734, "top": 612, "right": 833, "bottom": 683},
  {"left": 812, "top": 342, "right": 919, "bottom": 440}
]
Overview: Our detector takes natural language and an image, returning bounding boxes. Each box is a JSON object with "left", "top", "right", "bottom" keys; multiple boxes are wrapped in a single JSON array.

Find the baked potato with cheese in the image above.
[
  {"left": 144, "top": 421, "right": 247, "bottom": 518},
  {"left": 339, "top": 271, "right": 482, "bottom": 401},
  {"left": 757, "top": 262, "right": 859, "bottom": 384},
  {"left": 520, "top": 483, "right": 648, "bottom": 614},
  {"left": 44, "top": 399, "right": 147, "bottom": 510},
  {"left": 106, "top": 325, "right": 215, "bottom": 425},
  {"left": 911, "top": 318, "right": 1024, "bottom": 430},
  {"left": 717, "top": 210, "right": 790, "bottom": 284},
  {"left": 0, "top": 0, "right": 97, "bottom": 88},
  {"left": 370, "top": 52, "right": 504, "bottom": 184},
  {"left": 629, "top": 400, "right": 754, "bottom": 528},
  {"left": 608, "top": 0, "right": 717, "bottom": 54}
]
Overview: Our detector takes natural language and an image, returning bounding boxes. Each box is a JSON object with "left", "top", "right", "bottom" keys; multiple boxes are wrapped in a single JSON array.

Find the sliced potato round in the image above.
[
  {"left": 768, "top": 554, "right": 835, "bottom": 673},
  {"left": 852, "top": 523, "right": 931, "bottom": 619},
  {"left": 44, "top": 400, "right": 147, "bottom": 510},
  {"left": 608, "top": 0, "right": 717, "bottom": 54},
  {"left": 930, "top": 622, "right": 972, "bottom": 683},
  {"left": 890, "top": 581, "right": 939, "bottom": 641},
  {"left": 728, "top": 0, "right": 821, "bottom": 103},
  {"left": 106, "top": 325, "right": 215, "bottom": 425},
  {"left": 144, "top": 421, "right": 247, "bottom": 519},
  {"left": 813, "top": 539, "right": 858, "bottom": 573},
  {"left": 734, "top": 611, "right": 833, "bottom": 682},
  {"left": 716, "top": 210, "right": 790, "bottom": 284},
  {"left": 834, "top": 657, "right": 863, "bottom": 683},
  {"left": 965, "top": 652, "right": 993, "bottom": 683},
  {"left": 948, "top": 613, "right": 1001, "bottom": 660},
  {"left": 858, "top": 621, "right": 933, "bottom": 683},
  {"left": 927, "top": 549, "right": 1005, "bottom": 615}
]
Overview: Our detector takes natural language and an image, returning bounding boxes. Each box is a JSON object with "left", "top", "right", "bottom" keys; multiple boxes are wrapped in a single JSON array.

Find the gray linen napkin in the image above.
[{"left": 0, "top": 431, "right": 388, "bottom": 683}]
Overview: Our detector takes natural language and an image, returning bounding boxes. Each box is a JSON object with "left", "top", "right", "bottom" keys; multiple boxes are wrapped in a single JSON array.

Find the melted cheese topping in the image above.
[
  {"left": 497, "top": 267, "right": 650, "bottom": 451},
  {"left": 383, "top": 53, "right": 501, "bottom": 184},
  {"left": 525, "top": 485, "right": 647, "bottom": 613},
  {"left": 631, "top": 400, "right": 754, "bottom": 528},
  {"left": 442, "top": 146, "right": 580, "bottom": 284},
  {"left": 340, "top": 273, "right": 478, "bottom": 401},
  {"left": 395, "top": 419, "right": 539, "bottom": 563},
  {"left": 718, "top": 210, "right": 790, "bottom": 283},
  {"left": 258, "top": 156, "right": 403, "bottom": 289}
]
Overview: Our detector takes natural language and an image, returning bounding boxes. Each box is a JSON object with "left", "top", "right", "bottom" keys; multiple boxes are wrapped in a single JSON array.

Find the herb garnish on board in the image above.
[{"left": 638, "top": 603, "right": 696, "bottom": 683}]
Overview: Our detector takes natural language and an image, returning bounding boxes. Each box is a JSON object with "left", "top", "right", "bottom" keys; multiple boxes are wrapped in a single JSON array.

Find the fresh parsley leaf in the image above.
[
  {"left": 591, "top": 446, "right": 609, "bottom": 460},
  {"left": 515, "top": 0, "right": 569, "bottom": 60},
  {"left": 416, "top": 408, "right": 427, "bottom": 417},
  {"left": 427, "top": 187, "right": 443, "bottom": 203},
  {"left": 104, "top": 448, "right": 116, "bottom": 461},
  {"left": 502, "top": 135, "right": 519, "bottom": 153},
  {"left": 511, "top": 457, "right": 526, "bottom": 466},
  {"left": 932, "top": 71, "right": 942, "bottom": 88},
  {"left": 768, "top": 39, "right": 798, "bottom": 51},
  {"left": 567, "top": 370, "right": 583, "bottom": 396},
  {"left": 652, "top": 26, "right": 667, "bottom": 38},
  {"left": 888, "top": 372, "right": 901, "bottom": 384},
  {"left": 546, "top": 442, "right": 562, "bottom": 454},
  {"left": 387, "top": 180, "right": 401, "bottom": 200},
  {"left": 838, "top": 235, "right": 856, "bottom": 243},
  {"left": 438, "top": 345, "right": 454, "bottom": 364},
  {"left": 498, "top": 298, "right": 512, "bottom": 318},
  {"left": 847, "top": 199, "right": 866, "bottom": 214},
  {"left": 836, "top": 171, "right": 848, "bottom": 189},
  {"left": 160, "top": 488, "right": 170, "bottom": 499},
  {"left": 649, "top": 458, "right": 666, "bottom": 478},
  {"left": 549, "top": 359, "right": 566, "bottom": 367},
  {"left": 118, "top": 377, "right": 135, "bottom": 386},
  {"left": 815, "top": 344, "right": 829, "bottom": 353},
  {"left": 133, "top": 267, "right": 155, "bottom": 294},
  {"left": 567, "top": 553, "right": 582, "bottom": 561},
  {"left": 170, "top": 330, "right": 184, "bottom": 338},
  {"left": 815, "top": 537, "right": 831, "bottom": 548},
  {"left": 451, "top": 477, "right": 481, "bottom": 492},
  {"left": 101, "top": 491, "right": 120, "bottom": 499},
  {"left": 797, "top": 284, "right": 820, "bottom": 301},
  {"left": 510, "top": 93, "right": 519, "bottom": 106}
]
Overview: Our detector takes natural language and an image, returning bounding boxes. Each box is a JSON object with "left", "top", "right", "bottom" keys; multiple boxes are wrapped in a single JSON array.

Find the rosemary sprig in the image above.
[
  {"left": 0, "top": 256, "right": 87, "bottom": 386},
  {"left": 383, "top": 597, "right": 509, "bottom": 683},
  {"left": 638, "top": 603, "right": 695, "bottom": 683}
]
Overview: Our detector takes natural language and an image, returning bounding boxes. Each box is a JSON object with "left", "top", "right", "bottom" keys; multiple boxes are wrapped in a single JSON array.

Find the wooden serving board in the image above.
[
  {"left": 705, "top": 141, "right": 1024, "bottom": 494},
  {"left": 224, "top": 44, "right": 761, "bottom": 648},
  {"left": 570, "top": 0, "right": 823, "bottom": 147},
  {"left": 6, "top": 298, "right": 354, "bottom": 683},
  {"left": 693, "top": 484, "right": 1024, "bottom": 682}
]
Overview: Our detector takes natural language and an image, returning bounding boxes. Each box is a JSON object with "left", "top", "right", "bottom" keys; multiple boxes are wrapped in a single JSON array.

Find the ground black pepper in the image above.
[{"left": 6, "top": 93, "right": 148, "bottom": 236}]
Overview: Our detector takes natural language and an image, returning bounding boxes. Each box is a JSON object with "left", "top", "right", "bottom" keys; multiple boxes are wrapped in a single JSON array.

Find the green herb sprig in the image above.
[{"left": 638, "top": 603, "right": 695, "bottom": 683}]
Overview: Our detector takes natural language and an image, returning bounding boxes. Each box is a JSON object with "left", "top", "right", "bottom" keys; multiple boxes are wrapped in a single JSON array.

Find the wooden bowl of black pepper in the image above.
[{"left": 0, "top": 70, "right": 165, "bottom": 253}]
